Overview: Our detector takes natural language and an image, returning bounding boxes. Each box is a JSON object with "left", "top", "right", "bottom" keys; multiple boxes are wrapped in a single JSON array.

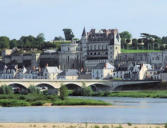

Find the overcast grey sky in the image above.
[{"left": 0, "top": 0, "right": 167, "bottom": 40}]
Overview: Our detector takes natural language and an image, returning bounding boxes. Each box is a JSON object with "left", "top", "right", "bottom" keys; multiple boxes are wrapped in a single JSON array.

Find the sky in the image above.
[{"left": 0, "top": 0, "right": 167, "bottom": 41}]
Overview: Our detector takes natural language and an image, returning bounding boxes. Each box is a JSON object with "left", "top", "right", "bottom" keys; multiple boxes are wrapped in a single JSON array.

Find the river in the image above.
[{"left": 0, "top": 97, "right": 167, "bottom": 124}]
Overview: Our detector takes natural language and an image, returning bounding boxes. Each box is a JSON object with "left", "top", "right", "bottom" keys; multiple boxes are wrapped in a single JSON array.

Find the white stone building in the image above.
[
  {"left": 42, "top": 66, "right": 62, "bottom": 79},
  {"left": 113, "top": 64, "right": 153, "bottom": 80},
  {"left": 92, "top": 62, "right": 114, "bottom": 79}
]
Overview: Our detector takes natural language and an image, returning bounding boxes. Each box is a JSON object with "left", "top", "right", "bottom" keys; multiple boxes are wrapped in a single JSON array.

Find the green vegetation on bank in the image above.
[
  {"left": 121, "top": 49, "right": 161, "bottom": 53},
  {"left": 0, "top": 85, "right": 110, "bottom": 107},
  {"left": 52, "top": 98, "right": 109, "bottom": 106},
  {"left": 92, "top": 90, "right": 167, "bottom": 98},
  {"left": 0, "top": 94, "right": 110, "bottom": 107}
]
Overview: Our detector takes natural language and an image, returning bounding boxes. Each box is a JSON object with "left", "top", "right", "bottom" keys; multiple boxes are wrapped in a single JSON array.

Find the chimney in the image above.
[{"left": 105, "top": 63, "right": 107, "bottom": 69}]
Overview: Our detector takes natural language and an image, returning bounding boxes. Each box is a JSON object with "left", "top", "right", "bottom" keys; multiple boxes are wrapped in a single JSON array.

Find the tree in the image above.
[
  {"left": 19, "top": 35, "right": 39, "bottom": 49},
  {"left": 0, "top": 36, "right": 10, "bottom": 49},
  {"left": 140, "top": 33, "right": 162, "bottom": 50},
  {"left": 9, "top": 39, "right": 17, "bottom": 49},
  {"left": 63, "top": 29, "right": 74, "bottom": 40},
  {"left": 120, "top": 31, "right": 132, "bottom": 49},
  {"left": 160, "top": 45, "right": 165, "bottom": 50},
  {"left": 162, "top": 36, "right": 167, "bottom": 44},
  {"left": 120, "top": 31, "right": 132, "bottom": 39},
  {"left": 37, "top": 33, "right": 45, "bottom": 42},
  {"left": 81, "top": 86, "right": 93, "bottom": 96},
  {"left": 132, "top": 38, "right": 138, "bottom": 49},
  {"left": 59, "top": 85, "right": 68, "bottom": 100},
  {"left": 36, "top": 33, "right": 45, "bottom": 49},
  {"left": 54, "top": 36, "right": 64, "bottom": 41},
  {"left": 81, "top": 82, "right": 93, "bottom": 96}
]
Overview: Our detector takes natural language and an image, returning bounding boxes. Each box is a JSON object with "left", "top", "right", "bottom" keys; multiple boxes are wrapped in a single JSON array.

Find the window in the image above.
[
  {"left": 67, "top": 56, "right": 69, "bottom": 62},
  {"left": 94, "top": 45, "right": 96, "bottom": 50},
  {"left": 90, "top": 45, "right": 92, "bottom": 50},
  {"left": 98, "top": 45, "right": 100, "bottom": 49}
]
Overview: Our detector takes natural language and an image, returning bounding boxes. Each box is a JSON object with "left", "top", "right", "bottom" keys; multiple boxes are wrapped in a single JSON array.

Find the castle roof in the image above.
[{"left": 82, "top": 27, "right": 86, "bottom": 37}]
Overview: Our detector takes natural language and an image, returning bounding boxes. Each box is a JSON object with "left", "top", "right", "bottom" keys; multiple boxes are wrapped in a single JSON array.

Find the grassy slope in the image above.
[
  {"left": 107, "top": 91, "right": 167, "bottom": 98},
  {"left": 121, "top": 49, "right": 161, "bottom": 53}
]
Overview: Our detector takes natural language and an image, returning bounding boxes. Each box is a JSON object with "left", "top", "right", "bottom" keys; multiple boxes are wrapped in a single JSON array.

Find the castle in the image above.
[
  {"left": 80, "top": 28, "right": 121, "bottom": 70},
  {"left": 2, "top": 28, "right": 167, "bottom": 73}
]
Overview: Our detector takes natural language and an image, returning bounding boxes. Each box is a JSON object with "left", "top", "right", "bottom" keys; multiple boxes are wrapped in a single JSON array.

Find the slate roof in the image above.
[
  {"left": 94, "top": 63, "right": 114, "bottom": 70},
  {"left": 58, "top": 69, "right": 78, "bottom": 76}
]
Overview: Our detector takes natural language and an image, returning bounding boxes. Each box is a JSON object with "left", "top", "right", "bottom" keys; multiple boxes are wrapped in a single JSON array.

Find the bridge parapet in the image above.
[{"left": 0, "top": 79, "right": 160, "bottom": 90}]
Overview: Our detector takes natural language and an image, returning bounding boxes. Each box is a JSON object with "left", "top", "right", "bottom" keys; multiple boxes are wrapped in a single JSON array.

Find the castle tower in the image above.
[
  {"left": 80, "top": 27, "right": 87, "bottom": 61},
  {"left": 108, "top": 29, "right": 121, "bottom": 64}
]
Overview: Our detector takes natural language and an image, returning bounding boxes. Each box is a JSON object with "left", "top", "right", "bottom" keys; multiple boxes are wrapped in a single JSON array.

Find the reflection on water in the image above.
[{"left": 0, "top": 97, "right": 167, "bottom": 123}]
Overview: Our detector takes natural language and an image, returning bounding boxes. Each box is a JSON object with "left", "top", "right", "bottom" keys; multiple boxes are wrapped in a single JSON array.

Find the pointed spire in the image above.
[{"left": 82, "top": 27, "right": 86, "bottom": 37}]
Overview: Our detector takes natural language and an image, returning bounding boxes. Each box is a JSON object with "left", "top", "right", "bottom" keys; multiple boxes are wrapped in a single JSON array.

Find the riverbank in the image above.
[
  {"left": 0, "top": 123, "right": 165, "bottom": 128},
  {"left": 0, "top": 94, "right": 110, "bottom": 107},
  {"left": 93, "top": 90, "right": 167, "bottom": 98}
]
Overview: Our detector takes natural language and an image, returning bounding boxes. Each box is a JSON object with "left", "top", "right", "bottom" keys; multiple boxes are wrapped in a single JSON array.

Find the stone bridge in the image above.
[{"left": 0, "top": 79, "right": 161, "bottom": 91}]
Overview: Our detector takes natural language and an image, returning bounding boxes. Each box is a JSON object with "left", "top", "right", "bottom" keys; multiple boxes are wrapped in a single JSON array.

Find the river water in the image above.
[{"left": 0, "top": 97, "right": 167, "bottom": 123}]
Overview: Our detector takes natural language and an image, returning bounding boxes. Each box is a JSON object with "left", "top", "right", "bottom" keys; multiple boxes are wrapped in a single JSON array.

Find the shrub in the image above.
[
  {"left": 0, "top": 99, "right": 30, "bottom": 107},
  {"left": 127, "top": 122, "right": 132, "bottom": 126},
  {"left": 81, "top": 83, "right": 93, "bottom": 96},
  {"left": 0, "top": 94, "right": 17, "bottom": 99},
  {"left": 0, "top": 85, "right": 13, "bottom": 94},
  {"left": 24, "top": 94, "right": 47, "bottom": 102},
  {"left": 93, "top": 125, "right": 100, "bottom": 128},
  {"left": 52, "top": 98, "right": 110, "bottom": 106},
  {"left": 46, "top": 95, "right": 58, "bottom": 101},
  {"left": 28, "top": 85, "right": 41, "bottom": 94},
  {"left": 165, "top": 123, "right": 167, "bottom": 128},
  {"left": 59, "top": 85, "right": 68, "bottom": 100},
  {"left": 31, "top": 100, "right": 47, "bottom": 106},
  {"left": 102, "top": 125, "right": 109, "bottom": 128},
  {"left": 103, "top": 91, "right": 111, "bottom": 96},
  {"left": 115, "top": 125, "right": 123, "bottom": 128}
]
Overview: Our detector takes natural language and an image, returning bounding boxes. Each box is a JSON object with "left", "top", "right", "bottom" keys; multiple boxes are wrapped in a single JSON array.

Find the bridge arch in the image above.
[
  {"left": 9, "top": 83, "right": 28, "bottom": 94},
  {"left": 89, "top": 83, "right": 111, "bottom": 92},
  {"left": 36, "top": 83, "right": 55, "bottom": 89},
  {"left": 64, "top": 83, "right": 82, "bottom": 96},
  {"left": 9, "top": 83, "right": 28, "bottom": 89},
  {"left": 36, "top": 83, "right": 58, "bottom": 94}
]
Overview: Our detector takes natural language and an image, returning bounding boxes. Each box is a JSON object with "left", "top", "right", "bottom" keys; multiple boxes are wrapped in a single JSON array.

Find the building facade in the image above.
[
  {"left": 92, "top": 62, "right": 114, "bottom": 79},
  {"left": 2, "top": 28, "right": 167, "bottom": 81},
  {"left": 80, "top": 28, "right": 121, "bottom": 70}
]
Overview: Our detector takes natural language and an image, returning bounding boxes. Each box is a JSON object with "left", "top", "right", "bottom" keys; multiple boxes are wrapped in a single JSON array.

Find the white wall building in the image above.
[
  {"left": 42, "top": 66, "right": 62, "bottom": 79},
  {"left": 92, "top": 62, "right": 114, "bottom": 79}
]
